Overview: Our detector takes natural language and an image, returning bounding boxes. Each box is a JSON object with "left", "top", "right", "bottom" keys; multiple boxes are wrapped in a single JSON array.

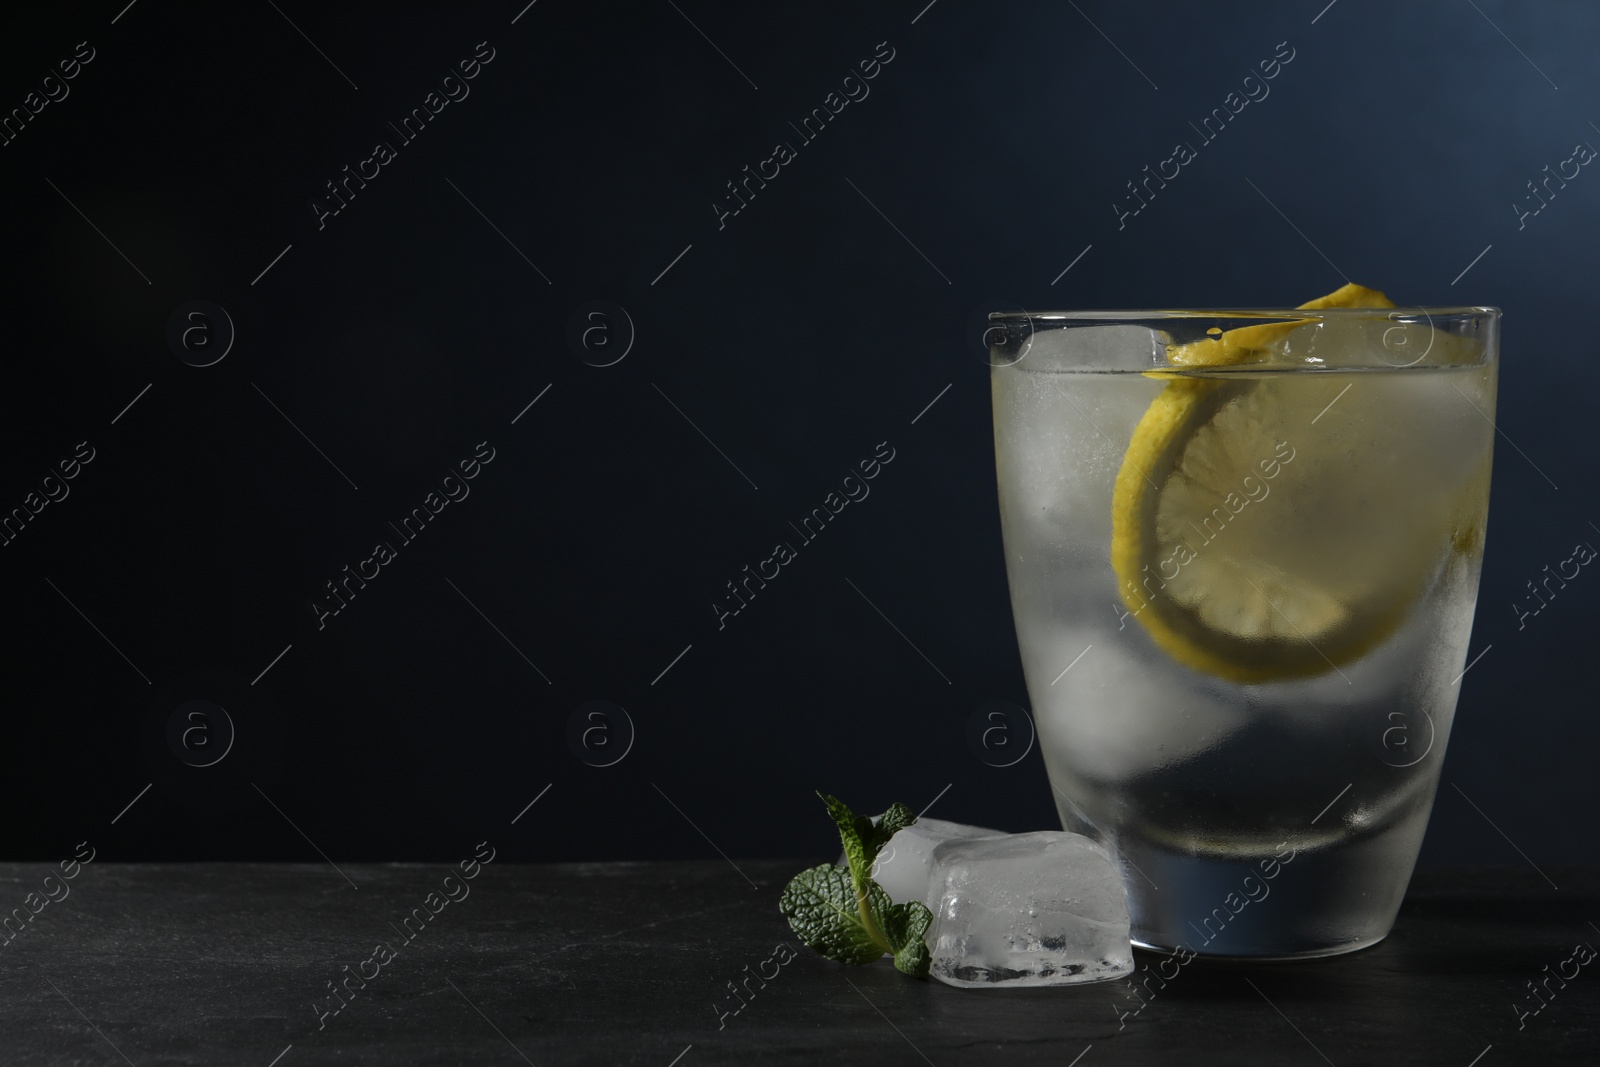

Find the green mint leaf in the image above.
[
  {"left": 821, "top": 794, "right": 918, "bottom": 888},
  {"left": 778, "top": 864, "right": 887, "bottom": 965},
  {"left": 821, "top": 793, "right": 877, "bottom": 890},
  {"left": 783, "top": 793, "right": 931, "bottom": 978},
  {"left": 883, "top": 900, "right": 934, "bottom": 978},
  {"left": 870, "top": 799, "right": 921, "bottom": 851}
]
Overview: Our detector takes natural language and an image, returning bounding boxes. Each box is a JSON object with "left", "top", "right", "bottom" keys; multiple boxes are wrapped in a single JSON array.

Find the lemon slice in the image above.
[{"left": 1110, "top": 283, "right": 1454, "bottom": 683}]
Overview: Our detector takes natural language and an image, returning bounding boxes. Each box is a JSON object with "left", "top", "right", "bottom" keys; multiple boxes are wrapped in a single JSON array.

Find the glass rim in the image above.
[
  {"left": 989, "top": 306, "right": 1500, "bottom": 321},
  {"left": 984, "top": 306, "right": 1500, "bottom": 372}
]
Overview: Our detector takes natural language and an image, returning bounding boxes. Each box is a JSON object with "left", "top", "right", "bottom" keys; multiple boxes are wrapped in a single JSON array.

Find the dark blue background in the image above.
[{"left": 1, "top": 0, "right": 1592, "bottom": 876}]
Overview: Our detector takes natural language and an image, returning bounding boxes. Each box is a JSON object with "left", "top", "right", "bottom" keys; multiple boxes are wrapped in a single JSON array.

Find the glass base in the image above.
[
  {"left": 1131, "top": 932, "right": 1388, "bottom": 961},
  {"left": 1107, "top": 817, "right": 1426, "bottom": 959}
]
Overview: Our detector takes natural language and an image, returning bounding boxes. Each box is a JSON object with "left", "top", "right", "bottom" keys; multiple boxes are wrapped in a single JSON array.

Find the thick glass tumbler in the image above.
[{"left": 989, "top": 307, "right": 1499, "bottom": 957}]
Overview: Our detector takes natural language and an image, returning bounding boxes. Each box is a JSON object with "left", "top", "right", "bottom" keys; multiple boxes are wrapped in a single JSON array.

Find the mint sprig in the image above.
[{"left": 779, "top": 793, "right": 933, "bottom": 979}]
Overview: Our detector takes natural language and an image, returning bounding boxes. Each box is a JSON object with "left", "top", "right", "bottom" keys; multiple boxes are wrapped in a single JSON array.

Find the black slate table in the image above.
[{"left": 2, "top": 860, "right": 1595, "bottom": 1065}]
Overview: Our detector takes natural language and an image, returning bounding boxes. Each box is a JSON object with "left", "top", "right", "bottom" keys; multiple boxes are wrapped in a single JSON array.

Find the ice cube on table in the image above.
[
  {"left": 837, "top": 818, "right": 1001, "bottom": 906},
  {"left": 924, "top": 830, "right": 1133, "bottom": 988},
  {"left": 847, "top": 818, "right": 1002, "bottom": 907}
]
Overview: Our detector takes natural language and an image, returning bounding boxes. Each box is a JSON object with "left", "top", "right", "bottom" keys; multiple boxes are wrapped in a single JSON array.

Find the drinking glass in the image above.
[{"left": 989, "top": 306, "right": 1499, "bottom": 957}]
